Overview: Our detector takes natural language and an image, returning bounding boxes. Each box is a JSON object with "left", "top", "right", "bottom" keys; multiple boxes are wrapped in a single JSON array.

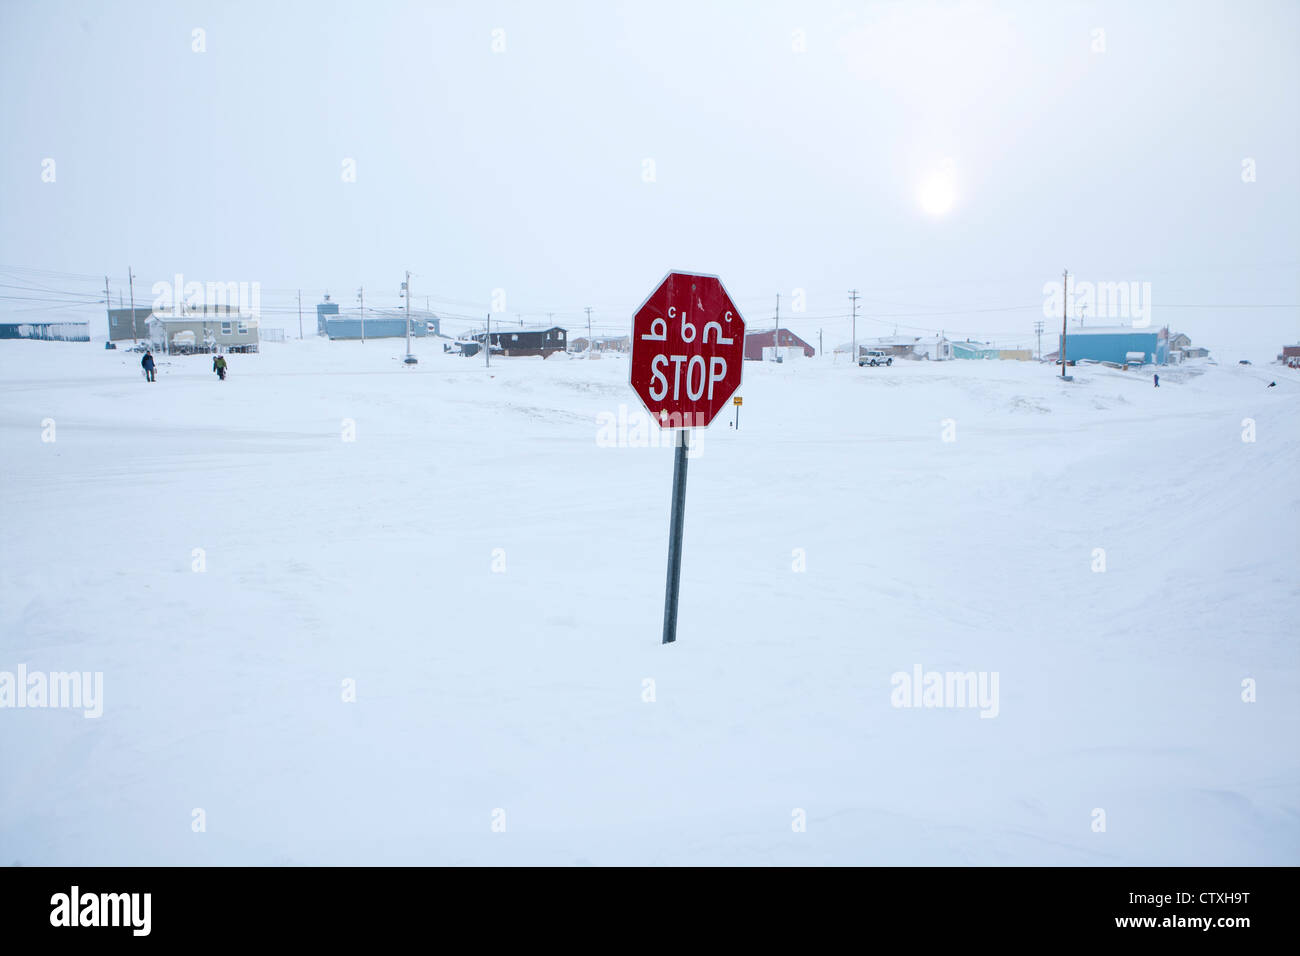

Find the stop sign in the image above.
[{"left": 630, "top": 271, "right": 746, "bottom": 428}]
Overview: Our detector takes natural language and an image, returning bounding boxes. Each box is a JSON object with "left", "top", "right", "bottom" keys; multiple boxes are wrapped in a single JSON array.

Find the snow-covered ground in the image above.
[{"left": 1, "top": 338, "right": 1296, "bottom": 865}]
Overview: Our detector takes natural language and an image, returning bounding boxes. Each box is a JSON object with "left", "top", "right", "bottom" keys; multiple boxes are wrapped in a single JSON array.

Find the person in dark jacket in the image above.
[
  {"left": 213, "top": 354, "right": 227, "bottom": 380},
  {"left": 1153, "top": 373, "right": 1159, "bottom": 388},
  {"left": 141, "top": 351, "right": 156, "bottom": 382}
]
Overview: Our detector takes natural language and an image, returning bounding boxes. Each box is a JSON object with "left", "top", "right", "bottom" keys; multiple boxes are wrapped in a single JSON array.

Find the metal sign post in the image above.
[{"left": 661, "top": 429, "right": 690, "bottom": 644}]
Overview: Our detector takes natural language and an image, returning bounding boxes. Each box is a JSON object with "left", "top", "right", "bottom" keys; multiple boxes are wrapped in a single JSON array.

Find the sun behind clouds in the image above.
[{"left": 917, "top": 159, "right": 958, "bottom": 216}]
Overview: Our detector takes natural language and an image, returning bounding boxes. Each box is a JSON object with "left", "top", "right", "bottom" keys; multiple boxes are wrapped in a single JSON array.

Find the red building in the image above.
[{"left": 743, "top": 328, "right": 816, "bottom": 361}]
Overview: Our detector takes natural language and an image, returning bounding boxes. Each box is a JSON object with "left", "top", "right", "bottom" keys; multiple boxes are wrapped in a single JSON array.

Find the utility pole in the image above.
[
  {"left": 104, "top": 276, "right": 111, "bottom": 336},
  {"left": 819, "top": 328, "right": 823, "bottom": 357},
  {"left": 358, "top": 286, "right": 365, "bottom": 343},
  {"left": 1034, "top": 320, "right": 1044, "bottom": 361},
  {"left": 297, "top": 290, "right": 303, "bottom": 340},
  {"left": 403, "top": 271, "right": 416, "bottom": 363},
  {"left": 585, "top": 306, "right": 593, "bottom": 353},
  {"left": 485, "top": 312, "right": 491, "bottom": 368},
  {"left": 1061, "top": 269, "right": 1069, "bottom": 378},
  {"left": 849, "top": 289, "right": 860, "bottom": 364},
  {"left": 127, "top": 267, "right": 136, "bottom": 344},
  {"left": 773, "top": 292, "right": 780, "bottom": 362}
]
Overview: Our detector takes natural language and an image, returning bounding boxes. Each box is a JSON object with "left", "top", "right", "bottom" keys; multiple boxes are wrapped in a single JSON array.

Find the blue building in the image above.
[
  {"left": 315, "top": 296, "right": 439, "bottom": 339},
  {"left": 951, "top": 340, "right": 1000, "bottom": 360},
  {"left": 0, "top": 321, "right": 89, "bottom": 342},
  {"left": 1060, "top": 326, "right": 1169, "bottom": 366},
  {"left": 316, "top": 297, "right": 339, "bottom": 335}
]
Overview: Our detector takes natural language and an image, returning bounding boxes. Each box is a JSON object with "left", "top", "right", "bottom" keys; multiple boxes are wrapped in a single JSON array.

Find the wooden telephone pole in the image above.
[
  {"left": 849, "top": 289, "right": 860, "bottom": 364},
  {"left": 127, "top": 267, "right": 136, "bottom": 344},
  {"left": 1060, "top": 270, "right": 1069, "bottom": 378},
  {"left": 773, "top": 292, "right": 780, "bottom": 361}
]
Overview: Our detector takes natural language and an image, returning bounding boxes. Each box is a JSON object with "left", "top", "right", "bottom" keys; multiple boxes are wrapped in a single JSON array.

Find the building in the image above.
[
  {"left": 570, "top": 335, "right": 630, "bottom": 353},
  {"left": 865, "top": 334, "right": 960, "bottom": 361},
  {"left": 315, "top": 296, "right": 438, "bottom": 339},
  {"left": 996, "top": 349, "right": 1033, "bottom": 361},
  {"left": 951, "top": 340, "right": 1000, "bottom": 360},
  {"left": 0, "top": 321, "right": 90, "bottom": 342},
  {"left": 912, "top": 335, "right": 954, "bottom": 360},
  {"left": 838, "top": 335, "right": 954, "bottom": 361},
  {"left": 324, "top": 310, "right": 436, "bottom": 340},
  {"left": 1059, "top": 326, "right": 1169, "bottom": 366},
  {"left": 853, "top": 335, "right": 915, "bottom": 360},
  {"left": 469, "top": 326, "right": 567, "bottom": 357},
  {"left": 1166, "top": 333, "right": 1210, "bottom": 363},
  {"left": 744, "top": 328, "right": 816, "bottom": 360},
  {"left": 316, "top": 297, "right": 340, "bottom": 335},
  {"left": 107, "top": 307, "right": 152, "bottom": 341},
  {"left": 148, "top": 305, "right": 259, "bottom": 353},
  {"left": 1281, "top": 345, "right": 1300, "bottom": 368}
]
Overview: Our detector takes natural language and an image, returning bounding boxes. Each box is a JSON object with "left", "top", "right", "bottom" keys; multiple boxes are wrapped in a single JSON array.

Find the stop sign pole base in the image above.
[{"left": 661, "top": 429, "right": 690, "bottom": 644}]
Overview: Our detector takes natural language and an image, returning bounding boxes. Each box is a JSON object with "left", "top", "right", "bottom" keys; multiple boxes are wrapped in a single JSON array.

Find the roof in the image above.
[
  {"left": 1062, "top": 325, "right": 1166, "bottom": 336},
  {"left": 835, "top": 335, "right": 952, "bottom": 352},
  {"left": 0, "top": 319, "right": 88, "bottom": 326},
  {"left": 745, "top": 328, "right": 814, "bottom": 348},
  {"left": 854, "top": 335, "right": 920, "bottom": 346},
  {"left": 148, "top": 314, "right": 257, "bottom": 324}
]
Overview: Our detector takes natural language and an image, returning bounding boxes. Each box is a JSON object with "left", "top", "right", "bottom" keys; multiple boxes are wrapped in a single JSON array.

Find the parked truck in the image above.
[{"left": 859, "top": 349, "right": 893, "bottom": 367}]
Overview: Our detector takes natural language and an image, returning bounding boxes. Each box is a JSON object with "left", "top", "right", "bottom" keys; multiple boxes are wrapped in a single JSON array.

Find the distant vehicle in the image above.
[
  {"left": 859, "top": 350, "right": 893, "bottom": 367},
  {"left": 1239, "top": 359, "right": 1252, "bottom": 365}
]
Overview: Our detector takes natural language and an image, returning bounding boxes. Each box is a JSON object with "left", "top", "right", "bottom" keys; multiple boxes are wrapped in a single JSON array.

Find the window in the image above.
[
  {"left": 512, "top": 334, "right": 518, "bottom": 342},
  {"left": 237, "top": 322, "right": 248, "bottom": 334},
  {"left": 221, "top": 321, "right": 232, "bottom": 335}
]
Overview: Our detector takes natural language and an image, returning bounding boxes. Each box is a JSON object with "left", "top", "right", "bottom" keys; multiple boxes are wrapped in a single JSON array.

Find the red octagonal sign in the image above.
[{"left": 630, "top": 271, "right": 746, "bottom": 429}]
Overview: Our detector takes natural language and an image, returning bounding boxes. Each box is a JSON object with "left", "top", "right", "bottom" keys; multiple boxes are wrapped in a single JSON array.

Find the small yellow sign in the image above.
[{"left": 733, "top": 396, "right": 743, "bottom": 406}]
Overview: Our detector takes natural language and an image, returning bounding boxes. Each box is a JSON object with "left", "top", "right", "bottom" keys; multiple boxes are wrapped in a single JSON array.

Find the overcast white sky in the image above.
[{"left": 2, "top": 0, "right": 1296, "bottom": 353}]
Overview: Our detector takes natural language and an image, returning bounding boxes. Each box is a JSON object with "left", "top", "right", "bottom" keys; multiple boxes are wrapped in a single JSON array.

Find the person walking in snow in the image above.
[
  {"left": 1153, "top": 373, "right": 1159, "bottom": 388},
  {"left": 213, "top": 354, "right": 227, "bottom": 381},
  {"left": 141, "top": 350, "right": 156, "bottom": 383}
]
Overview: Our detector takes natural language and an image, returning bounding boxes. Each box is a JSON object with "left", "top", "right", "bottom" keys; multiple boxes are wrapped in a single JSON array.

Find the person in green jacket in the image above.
[{"left": 213, "top": 354, "right": 227, "bottom": 380}]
